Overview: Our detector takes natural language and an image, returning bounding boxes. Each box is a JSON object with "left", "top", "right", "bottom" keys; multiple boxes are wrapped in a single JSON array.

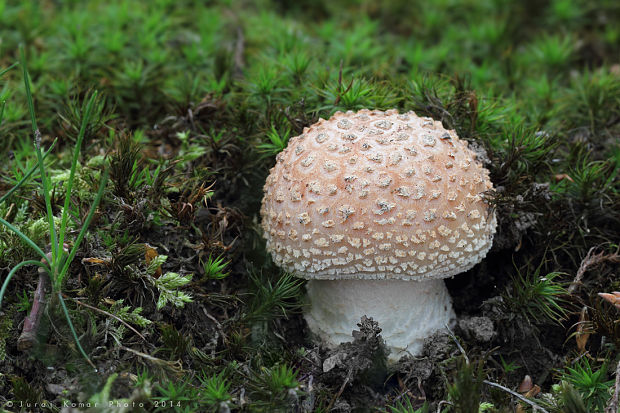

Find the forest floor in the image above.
[{"left": 0, "top": 1, "right": 619, "bottom": 412}]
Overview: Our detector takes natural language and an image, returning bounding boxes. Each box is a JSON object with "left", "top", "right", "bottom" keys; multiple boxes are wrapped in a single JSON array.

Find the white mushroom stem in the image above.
[{"left": 304, "top": 278, "right": 455, "bottom": 362}]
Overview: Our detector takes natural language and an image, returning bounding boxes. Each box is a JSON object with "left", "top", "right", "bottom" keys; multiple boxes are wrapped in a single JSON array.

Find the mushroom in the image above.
[{"left": 260, "top": 109, "right": 496, "bottom": 361}]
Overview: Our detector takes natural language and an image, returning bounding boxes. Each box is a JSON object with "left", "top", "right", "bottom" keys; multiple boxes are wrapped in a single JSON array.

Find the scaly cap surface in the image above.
[{"left": 261, "top": 109, "right": 496, "bottom": 280}]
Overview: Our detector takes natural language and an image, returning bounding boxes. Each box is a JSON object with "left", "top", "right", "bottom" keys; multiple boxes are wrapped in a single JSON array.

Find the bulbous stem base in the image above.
[{"left": 304, "top": 278, "right": 455, "bottom": 362}]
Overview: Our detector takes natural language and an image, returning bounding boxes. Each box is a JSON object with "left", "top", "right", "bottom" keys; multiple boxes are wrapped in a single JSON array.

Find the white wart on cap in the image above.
[{"left": 261, "top": 109, "right": 496, "bottom": 360}]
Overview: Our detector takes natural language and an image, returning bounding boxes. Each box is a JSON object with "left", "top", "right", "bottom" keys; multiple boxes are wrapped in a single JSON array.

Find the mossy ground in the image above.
[{"left": 0, "top": 0, "right": 619, "bottom": 412}]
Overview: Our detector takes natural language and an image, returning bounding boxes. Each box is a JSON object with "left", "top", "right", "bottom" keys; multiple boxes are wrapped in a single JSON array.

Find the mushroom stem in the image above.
[{"left": 304, "top": 278, "right": 455, "bottom": 362}]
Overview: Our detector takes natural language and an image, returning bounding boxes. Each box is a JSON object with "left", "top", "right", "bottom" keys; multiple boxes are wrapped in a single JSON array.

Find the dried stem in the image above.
[
  {"left": 68, "top": 296, "right": 147, "bottom": 342},
  {"left": 569, "top": 246, "right": 620, "bottom": 294},
  {"left": 17, "top": 266, "right": 50, "bottom": 351},
  {"left": 233, "top": 27, "right": 245, "bottom": 78},
  {"left": 606, "top": 360, "right": 620, "bottom": 413},
  {"left": 326, "top": 368, "right": 352, "bottom": 412},
  {"left": 483, "top": 380, "right": 549, "bottom": 413}
]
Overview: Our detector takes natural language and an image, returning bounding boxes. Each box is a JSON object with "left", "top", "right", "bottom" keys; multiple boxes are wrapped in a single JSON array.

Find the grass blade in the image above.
[
  {"left": 20, "top": 47, "right": 37, "bottom": 135},
  {"left": 0, "top": 217, "right": 49, "bottom": 263},
  {"left": 57, "top": 169, "right": 109, "bottom": 289},
  {"left": 20, "top": 45, "right": 58, "bottom": 264},
  {"left": 0, "top": 141, "right": 56, "bottom": 205},
  {"left": 57, "top": 91, "right": 99, "bottom": 261},
  {"left": 0, "top": 260, "right": 49, "bottom": 310},
  {"left": 57, "top": 292, "right": 97, "bottom": 371},
  {"left": 0, "top": 62, "right": 18, "bottom": 78},
  {"left": 0, "top": 62, "right": 15, "bottom": 126}
]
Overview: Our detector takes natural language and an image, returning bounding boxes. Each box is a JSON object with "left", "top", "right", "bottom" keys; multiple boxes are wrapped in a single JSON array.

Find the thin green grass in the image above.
[{"left": 0, "top": 47, "right": 110, "bottom": 371}]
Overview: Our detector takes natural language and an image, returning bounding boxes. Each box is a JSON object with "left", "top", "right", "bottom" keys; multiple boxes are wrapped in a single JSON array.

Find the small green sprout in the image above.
[
  {"left": 201, "top": 254, "right": 230, "bottom": 280},
  {"left": 154, "top": 379, "right": 200, "bottom": 406},
  {"left": 248, "top": 67, "right": 283, "bottom": 107},
  {"left": 502, "top": 265, "right": 570, "bottom": 326},
  {"left": 384, "top": 397, "right": 429, "bottom": 413},
  {"left": 263, "top": 364, "right": 299, "bottom": 391},
  {"left": 561, "top": 359, "right": 614, "bottom": 412},
  {"left": 15, "top": 289, "right": 31, "bottom": 313},
  {"left": 258, "top": 125, "right": 291, "bottom": 156},
  {"left": 528, "top": 34, "right": 575, "bottom": 70},
  {"left": 245, "top": 271, "right": 304, "bottom": 323},
  {"left": 199, "top": 371, "right": 232, "bottom": 408},
  {"left": 249, "top": 363, "right": 300, "bottom": 409},
  {"left": 154, "top": 270, "right": 194, "bottom": 310},
  {"left": 498, "top": 355, "right": 521, "bottom": 374}
]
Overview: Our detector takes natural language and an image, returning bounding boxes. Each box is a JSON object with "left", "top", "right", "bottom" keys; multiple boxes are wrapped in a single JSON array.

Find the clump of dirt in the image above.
[
  {"left": 392, "top": 329, "right": 459, "bottom": 405},
  {"left": 481, "top": 296, "right": 565, "bottom": 386},
  {"left": 457, "top": 316, "right": 496, "bottom": 344},
  {"left": 314, "top": 316, "right": 389, "bottom": 411}
]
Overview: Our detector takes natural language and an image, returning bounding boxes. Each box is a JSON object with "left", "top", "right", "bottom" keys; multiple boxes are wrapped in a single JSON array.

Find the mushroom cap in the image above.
[{"left": 261, "top": 109, "right": 496, "bottom": 280}]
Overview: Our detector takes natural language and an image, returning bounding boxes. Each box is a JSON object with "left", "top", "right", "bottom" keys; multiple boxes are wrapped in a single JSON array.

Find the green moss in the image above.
[
  {"left": 0, "top": 309, "right": 13, "bottom": 361},
  {"left": 0, "top": 0, "right": 618, "bottom": 410}
]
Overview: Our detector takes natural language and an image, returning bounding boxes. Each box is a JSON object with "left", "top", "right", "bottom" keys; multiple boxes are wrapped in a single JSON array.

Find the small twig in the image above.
[
  {"left": 444, "top": 323, "right": 469, "bottom": 364},
  {"left": 483, "top": 380, "right": 549, "bottom": 413},
  {"left": 444, "top": 324, "right": 548, "bottom": 412},
  {"left": 333, "top": 60, "right": 354, "bottom": 106},
  {"left": 67, "top": 296, "right": 147, "bottom": 342},
  {"left": 445, "top": 326, "right": 545, "bottom": 412},
  {"left": 3, "top": 202, "right": 14, "bottom": 220},
  {"left": 202, "top": 306, "right": 223, "bottom": 330},
  {"left": 436, "top": 400, "right": 453, "bottom": 413},
  {"left": 326, "top": 368, "right": 351, "bottom": 411},
  {"left": 120, "top": 346, "right": 183, "bottom": 376},
  {"left": 569, "top": 247, "right": 598, "bottom": 293},
  {"left": 569, "top": 246, "right": 620, "bottom": 294},
  {"left": 303, "top": 374, "right": 315, "bottom": 412},
  {"left": 233, "top": 27, "right": 245, "bottom": 78},
  {"left": 606, "top": 360, "right": 620, "bottom": 413},
  {"left": 337, "top": 60, "right": 343, "bottom": 90},
  {"left": 416, "top": 376, "right": 426, "bottom": 402}
]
